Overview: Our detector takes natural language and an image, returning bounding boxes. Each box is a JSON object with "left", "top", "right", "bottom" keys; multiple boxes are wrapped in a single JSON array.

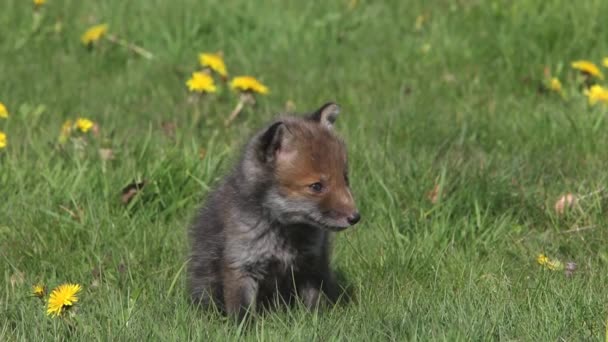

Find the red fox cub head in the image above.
[{"left": 249, "top": 102, "right": 360, "bottom": 231}]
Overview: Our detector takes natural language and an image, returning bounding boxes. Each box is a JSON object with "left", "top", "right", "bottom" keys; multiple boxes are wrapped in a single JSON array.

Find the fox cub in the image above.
[{"left": 188, "top": 103, "right": 360, "bottom": 318}]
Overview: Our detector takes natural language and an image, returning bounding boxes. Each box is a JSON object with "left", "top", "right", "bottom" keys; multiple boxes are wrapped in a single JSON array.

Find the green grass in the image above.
[{"left": 2, "top": 0, "right": 608, "bottom": 340}]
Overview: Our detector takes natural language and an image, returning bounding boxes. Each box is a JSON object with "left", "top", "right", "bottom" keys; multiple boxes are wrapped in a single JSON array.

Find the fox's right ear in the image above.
[
  {"left": 309, "top": 102, "right": 340, "bottom": 128},
  {"left": 258, "top": 121, "right": 293, "bottom": 164}
]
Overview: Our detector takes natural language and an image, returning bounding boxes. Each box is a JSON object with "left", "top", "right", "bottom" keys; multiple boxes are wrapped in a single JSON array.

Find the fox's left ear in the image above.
[
  {"left": 258, "top": 121, "right": 294, "bottom": 164},
  {"left": 310, "top": 102, "right": 340, "bottom": 128}
]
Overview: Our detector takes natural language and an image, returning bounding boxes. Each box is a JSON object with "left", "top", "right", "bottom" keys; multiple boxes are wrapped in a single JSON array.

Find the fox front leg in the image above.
[
  {"left": 297, "top": 278, "right": 338, "bottom": 310},
  {"left": 297, "top": 270, "right": 340, "bottom": 310},
  {"left": 298, "top": 284, "right": 322, "bottom": 309},
  {"left": 222, "top": 267, "right": 258, "bottom": 321}
]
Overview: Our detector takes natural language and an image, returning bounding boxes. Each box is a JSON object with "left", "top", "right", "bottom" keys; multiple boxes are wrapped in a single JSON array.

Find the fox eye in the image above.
[{"left": 309, "top": 182, "right": 324, "bottom": 193}]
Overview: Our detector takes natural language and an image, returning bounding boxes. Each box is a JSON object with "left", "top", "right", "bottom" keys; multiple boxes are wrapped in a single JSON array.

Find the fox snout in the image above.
[
  {"left": 323, "top": 191, "right": 361, "bottom": 229},
  {"left": 325, "top": 209, "right": 360, "bottom": 231},
  {"left": 347, "top": 212, "right": 361, "bottom": 225},
  {"left": 335, "top": 209, "right": 361, "bottom": 228}
]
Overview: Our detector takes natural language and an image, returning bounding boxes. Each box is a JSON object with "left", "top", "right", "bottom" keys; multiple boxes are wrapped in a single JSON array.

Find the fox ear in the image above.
[
  {"left": 258, "top": 121, "right": 293, "bottom": 164},
  {"left": 310, "top": 102, "right": 340, "bottom": 128}
]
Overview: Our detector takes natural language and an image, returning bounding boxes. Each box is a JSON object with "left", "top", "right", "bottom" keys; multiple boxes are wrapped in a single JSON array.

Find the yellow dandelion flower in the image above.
[
  {"left": 186, "top": 72, "right": 217, "bottom": 93},
  {"left": 603, "top": 57, "right": 608, "bottom": 68},
  {"left": 0, "top": 102, "right": 8, "bottom": 119},
  {"left": 199, "top": 53, "right": 228, "bottom": 77},
  {"left": 47, "top": 283, "right": 81, "bottom": 317},
  {"left": 585, "top": 85, "right": 608, "bottom": 106},
  {"left": 33, "top": 0, "right": 46, "bottom": 6},
  {"left": 75, "top": 118, "right": 94, "bottom": 133},
  {"left": 571, "top": 60, "right": 604, "bottom": 79},
  {"left": 536, "top": 254, "right": 549, "bottom": 266},
  {"left": 230, "top": 76, "right": 269, "bottom": 95},
  {"left": 549, "top": 77, "right": 562, "bottom": 93},
  {"left": 81, "top": 24, "right": 108, "bottom": 45},
  {"left": 32, "top": 284, "right": 45, "bottom": 298},
  {"left": 0, "top": 131, "right": 6, "bottom": 149},
  {"left": 537, "top": 253, "right": 564, "bottom": 271}
]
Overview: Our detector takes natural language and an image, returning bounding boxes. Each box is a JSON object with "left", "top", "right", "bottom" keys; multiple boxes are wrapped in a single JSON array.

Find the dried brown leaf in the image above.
[
  {"left": 92, "top": 123, "right": 100, "bottom": 137},
  {"left": 554, "top": 193, "right": 577, "bottom": 215},
  {"left": 161, "top": 121, "right": 176, "bottom": 138},
  {"left": 121, "top": 180, "right": 146, "bottom": 204},
  {"left": 92, "top": 266, "right": 101, "bottom": 279},
  {"left": 427, "top": 184, "right": 440, "bottom": 204}
]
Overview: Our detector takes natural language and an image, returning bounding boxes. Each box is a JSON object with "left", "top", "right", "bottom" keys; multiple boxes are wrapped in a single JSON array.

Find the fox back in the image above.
[{"left": 188, "top": 103, "right": 360, "bottom": 318}]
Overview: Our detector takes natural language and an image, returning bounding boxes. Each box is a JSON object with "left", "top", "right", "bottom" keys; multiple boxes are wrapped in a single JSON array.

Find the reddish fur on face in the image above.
[{"left": 274, "top": 120, "right": 356, "bottom": 220}]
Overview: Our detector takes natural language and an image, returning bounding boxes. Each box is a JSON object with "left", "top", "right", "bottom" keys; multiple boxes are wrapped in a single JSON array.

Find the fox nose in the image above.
[{"left": 347, "top": 212, "right": 361, "bottom": 225}]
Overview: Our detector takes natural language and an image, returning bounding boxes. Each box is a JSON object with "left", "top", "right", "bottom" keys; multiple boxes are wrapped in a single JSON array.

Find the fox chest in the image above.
[
  {"left": 238, "top": 233, "right": 299, "bottom": 278},
  {"left": 227, "top": 222, "right": 327, "bottom": 278}
]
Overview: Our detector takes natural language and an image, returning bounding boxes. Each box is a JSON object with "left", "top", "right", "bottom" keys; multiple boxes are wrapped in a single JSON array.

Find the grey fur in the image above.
[{"left": 188, "top": 104, "right": 358, "bottom": 318}]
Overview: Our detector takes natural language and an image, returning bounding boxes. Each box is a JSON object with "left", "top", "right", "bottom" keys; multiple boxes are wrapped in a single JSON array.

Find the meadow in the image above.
[{"left": 2, "top": 0, "right": 608, "bottom": 340}]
